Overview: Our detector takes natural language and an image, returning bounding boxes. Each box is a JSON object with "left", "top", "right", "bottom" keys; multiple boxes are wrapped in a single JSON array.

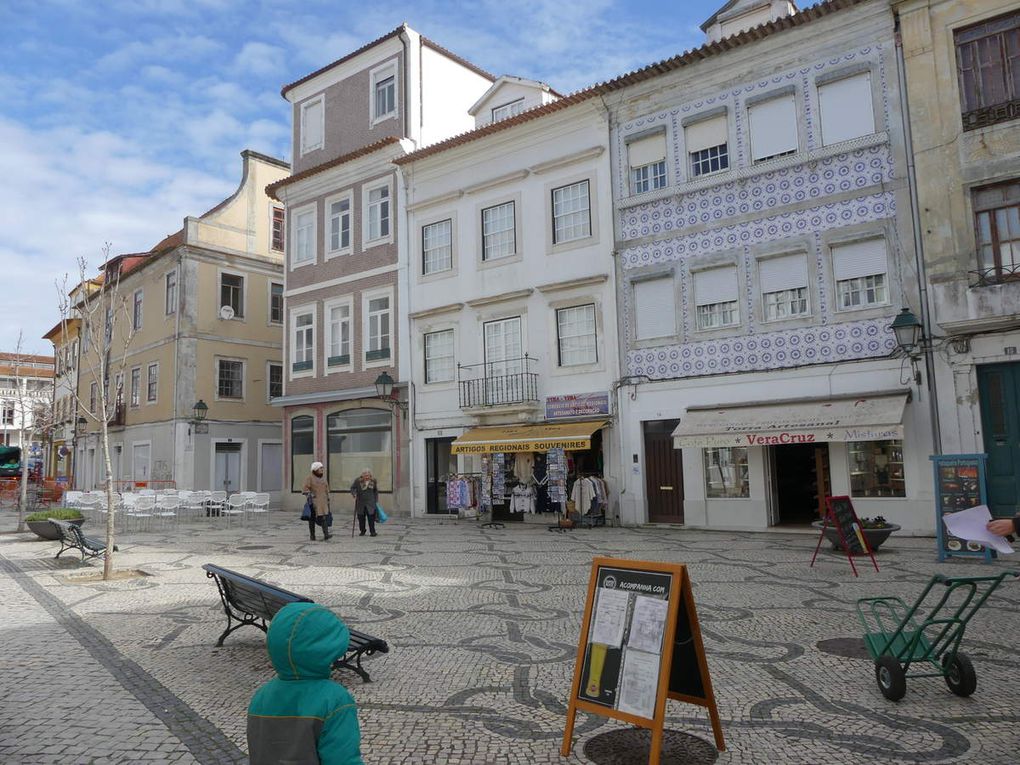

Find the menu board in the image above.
[{"left": 931, "top": 454, "right": 992, "bottom": 562}]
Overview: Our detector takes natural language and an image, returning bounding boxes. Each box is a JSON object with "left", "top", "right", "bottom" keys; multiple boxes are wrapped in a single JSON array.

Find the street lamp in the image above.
[
  {"left": 75, "top": 416, "right": 87, "bottom": 435},
  {"left": 890, "top": 308, "right": 923, "bottom": 356},
  {"left": 373, "top": 372, "right": 407, "bottom": 414},
  {"left": 189, "top": 400, "right": 209, "bottom": 435}
]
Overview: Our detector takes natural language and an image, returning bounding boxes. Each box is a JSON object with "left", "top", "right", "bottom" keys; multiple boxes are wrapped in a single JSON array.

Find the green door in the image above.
[{"left": 977, "top": 363, "right": 1020, "bottom": 517}]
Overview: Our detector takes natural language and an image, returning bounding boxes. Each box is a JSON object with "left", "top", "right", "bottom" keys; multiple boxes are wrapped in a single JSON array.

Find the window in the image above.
[
  {"left": 973, "top": 180, "right": 1020, "bottom": 283},
  {"left": 290, "top": 415, "right": 314, "bottom": 492},
  {"left": 372, "top": 65, "right": 397, "bottom": 121},
  {"left": 220, "top": 273, "right": 244, "bottom": 318},
  {"left": 165, "top": 270, "right": 177, "bottom": 315},
  {"left": 217, "top": 359, "right": 243, "bottom": 399},
  {"left": 366, "top": 295, "right": 391, "bottom": 361},
  {"left": 849, "top": 440, "right": 905, "bottom": 497},
  {"left": 633, "top": 277, "right": 676, "bottom": 340},
  {"left": 270, "top": 282, "right": 284, "bottom": 324},
  {"left": 552, "top": 180, "right": 591, "bottom": 243},
  {"left": 483, "top": 317, "right": 524, "bottom": 406},
  {"left": 90, "top": 382, "right": 98, "bottom": 414},
  {"left": 327, "top": 303, "right": 351, "bottom": 366},
  {"left": 293, "top": 208, "right": 315, "bottom": 266},
  {"left": 424, "top": 329, "right": 455, "bottom": 384},
  {"left": 328, "top": 196, "right": 351, "bottom": 253},
  {"left": 491, "top": 99, "right": 524, "bottom": 122},
  {"left": 146, "top": 363, "right": 158, "bottom": 402},
  {"left": 271, "top": 207, "right": 285, "bottom": 252},
  {"left": 704, "top": 447, "right": 750, "bottom": 498},
  {"left": 956, "top": 11, "right": 1020, "bottom": 130},
  {"left": 686, "top": 114, "right": 730, "bottom": 177},
  {"left": 628, "top": 132, "right": 668, "bottom": 193},
  {"left": 327, "top": 409, "right": 392, "bottom": 492},
  {"left": 423, "top": 219, "right": 453, "bottom": 274},
  {"left": 268, "top": 363, "right": 283, "bottom": 399},
  {"left": 367, "top": 184, "right": 390, "bottom": 242},
  {"left": 818, "top": 72, "right": 875, "bottom": 145},
  {"left": 748, "top": 95, "right": 798, "bottom": 162},
  {"left": 130, "top": 368, "right": 140, "bottom": 407},
  {"left": 292, "top": 311, "right": 314, "bottom": 372},
  {"left": 760, "top": 254, "right": 810, "bottom": 321},
  {"left": 556, "top": 304, "right": 597, "bottom": 366},
  {"left": 300, "top": 96, "right": 324, "bottom": 154},
  {"left": 694, "top": 267, "right": 740, "bottom": 330},
  {"left": 832, "top": 238, "right": 888, "bottom": 309},
  {"left": 2, "top": 402, "right": 13, "bottom": 425},
  {"left": 132, "top": 289, "right": 143, "bottom": 330},
  {"left": 482, "top": 202, "right": 515, "bottom": 261}
]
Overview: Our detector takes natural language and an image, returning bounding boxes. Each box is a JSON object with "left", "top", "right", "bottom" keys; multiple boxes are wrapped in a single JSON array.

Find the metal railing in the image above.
[
  {"left": 458, "top": 355, "right": 539, "bottom": 408},
  {"left": 969, "top": 262, "right": 1020, "bottom": 288}
]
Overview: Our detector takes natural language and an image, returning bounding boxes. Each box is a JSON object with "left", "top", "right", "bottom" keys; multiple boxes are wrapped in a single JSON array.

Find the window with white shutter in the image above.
[
  {"left": 694, "top": 267, "right": 739, "bottom": 329},
  {"left": 748, "top": 95, "right": 798, "bottom": 163},
  {"left": 628, "top": 132, "right": 668, "bottom": 194},
  {"left": 300, "top": 97, "right": 324, "bottom": 155},
  {"left": 832, "top": 238, "right": 889, "bottom": 310},
  {"left": 685, "top": 114, "right": 730, "bottom": 177},
  {"left": 759, "top": 254, "right": 810, "bottom": 321},
  {"left": 633, "top": 278, "right": 676, "bottom": 340},
  {"left": 818, "top": 73, "right": 875, "bottom": 146}
]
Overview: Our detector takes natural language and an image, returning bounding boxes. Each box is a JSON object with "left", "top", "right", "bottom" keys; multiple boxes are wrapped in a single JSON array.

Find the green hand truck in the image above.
[{"left": 855, "top": 571, "right": 1019, "bottom": 701}]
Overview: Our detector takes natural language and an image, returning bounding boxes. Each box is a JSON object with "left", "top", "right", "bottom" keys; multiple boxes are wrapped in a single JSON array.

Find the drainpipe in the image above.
[
  {"left": 895, "top": 18, "right": 942, "bottom": 455},
  {"left": 171, "top": 252, "right": 182, "bottom": 486}
]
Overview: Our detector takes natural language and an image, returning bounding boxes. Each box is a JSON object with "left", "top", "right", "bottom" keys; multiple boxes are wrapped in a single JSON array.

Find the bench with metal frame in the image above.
[
  {"left": 49, "top": 518, "right": 118, "bottom": 562},
  {"left": 202, "top": 563, "right": 389, "bottom": 682}
]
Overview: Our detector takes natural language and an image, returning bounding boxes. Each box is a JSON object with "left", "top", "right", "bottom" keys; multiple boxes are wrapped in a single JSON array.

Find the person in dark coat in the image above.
[{"left": 350, "top": 469, "right": 379, "bottom": 537}]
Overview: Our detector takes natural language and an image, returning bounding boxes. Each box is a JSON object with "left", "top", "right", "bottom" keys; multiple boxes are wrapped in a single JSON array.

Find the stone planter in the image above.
[
  {"left": 812, "top": 520, "right": 900, "bottom": 553},
  {"left": 26, "top": 517, "right": 85, "bottom": 541}
]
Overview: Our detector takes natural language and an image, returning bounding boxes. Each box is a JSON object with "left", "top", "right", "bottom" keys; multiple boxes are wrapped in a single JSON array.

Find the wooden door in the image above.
[
  {"left": 644, "top": 420, "right": 684, "bottom": 523},
  {"left": 978, "top": 363, "right": 1020, "bottom": 518}
]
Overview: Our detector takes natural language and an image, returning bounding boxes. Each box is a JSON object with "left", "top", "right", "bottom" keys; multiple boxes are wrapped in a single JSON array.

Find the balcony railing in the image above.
[
  {"left": 458, "top": 355, "right": 539, "bottom": 409},
  {"left": 969, "top": 262, "right": 1020, "bottom": 288}
]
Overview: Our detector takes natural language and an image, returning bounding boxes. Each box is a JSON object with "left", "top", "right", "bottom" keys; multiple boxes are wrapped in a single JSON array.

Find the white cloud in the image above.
[{"left": 233, "top": 41, "right": 286, "bottom": 77}]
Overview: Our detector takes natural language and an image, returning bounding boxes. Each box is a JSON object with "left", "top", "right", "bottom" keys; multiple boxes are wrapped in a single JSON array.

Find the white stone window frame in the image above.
[
  {"left": 268, "top": 281, "right": 284, "bottom": 326},
  {"left": 145, "top": 361, "right": 159, "bottom": 405},
  {"left": 418, "top": 211, "right": 459, "bottom": 282},
  {"left": 827, "top": 229, "right": 892, "bottom": 316},
  {"left": 370, "top": 60, "right": 399, "bottom": 127},
  {"left": 270, "top": 204, "right": 286, "bottom": 253},
  {"left": 423, "top": 326, "right": 457, "bottom": 386},
  {"left": 691, "top": 263, "right": 742, "bottom": 334},
  {"left": 290, "top": 203, "right": 317, "bottom": 271},
  {"left": 549, "top": 297, "right": 604, "bottom": 376},
  {"left": 289, "top": 304, "right": 317, "bottom": 380},
  {"left": 266, "top": 361, "right": 284, "bottom": 402},
  {"left": 132, "top": 288, "right": 144, "bottom": 331},
  {"left": 422, "top": 217, "right": 455, "bottom": 276},
  {"left": 476, "top": 192, "right": 523, "bottom": 271},
  {"left": 214, "top": 356, "right": 246, "bottom": 402},
  {"left": 164, "top": 269, "right": 177, "bottom": 316},
  {"left": 814, "top": 64, "right": 878, "bottom": 149},
  {"left": 755, "top": 249, "right": 813, "bottom": 325},
  {"left": 217, "top": 267, "right": 246, "bottom": 321},
  {"left": 325, "top": 191, "right": 354, "bottom": 259},
  {"left": 362, "top": 177, "right": 394, "bottom": 249},
  {"left": 546, "top": 174, "right": 600, "bottom": 255},
  {"left": 129, "top": 366, "right": 142, "bottom": 408},
  {"left": 299, "top": 94, "right": 325, "bottom": 156},
  {"left": 323, "top": 295, "right": 354, "bottom": 374},
  {"left": 745, "top": 87, "right": 802, "bottom": 165},
  {"left": 362, "top": 286, "right": 395, "bottom": 370}
]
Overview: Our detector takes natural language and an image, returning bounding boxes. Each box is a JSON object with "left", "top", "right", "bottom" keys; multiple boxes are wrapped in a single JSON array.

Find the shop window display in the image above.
[
  {"left": 849, "top": 440, "right": 904, "bottom": 498},
  {"left": 704, "top": 447, "right": 749, "bottom": 498},
  {"left": 327, "top": 409, "right": 393, "bottom": 492}
]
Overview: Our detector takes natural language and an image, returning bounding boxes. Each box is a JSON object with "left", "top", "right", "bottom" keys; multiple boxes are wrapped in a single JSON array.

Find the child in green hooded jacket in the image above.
[{"left": 247, "top": 602, "right": 365, "bottom": 765}]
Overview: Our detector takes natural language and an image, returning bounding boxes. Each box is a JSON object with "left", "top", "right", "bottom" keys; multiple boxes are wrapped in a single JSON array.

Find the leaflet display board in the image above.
[
  {"left": 931, "top": 454, "right": 992, "bottom": 563},
  {"left": 561, "top": 558, "right": 724, "bottom": 764}
]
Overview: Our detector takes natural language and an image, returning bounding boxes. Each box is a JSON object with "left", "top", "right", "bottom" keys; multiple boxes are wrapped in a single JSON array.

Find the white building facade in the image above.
[{"left": 606, "top": 0, "right": 938, "bottom": 533}]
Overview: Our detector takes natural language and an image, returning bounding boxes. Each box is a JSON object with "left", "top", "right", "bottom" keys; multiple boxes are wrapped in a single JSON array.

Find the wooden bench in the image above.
[
  {"left": 202, "top": 563, "right": 389, "bottom": 683},
  {"left": 50, "top": 519, "right": 117, "bottom": 562}
]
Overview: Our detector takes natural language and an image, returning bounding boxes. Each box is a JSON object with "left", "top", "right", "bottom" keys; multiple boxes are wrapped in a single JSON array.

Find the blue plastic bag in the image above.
[
  {"left": 376, "top": 503, "right": 388, "bottom": 523},
  {"left": 300, "top": 496, "right": 313, "bottom": 521}
]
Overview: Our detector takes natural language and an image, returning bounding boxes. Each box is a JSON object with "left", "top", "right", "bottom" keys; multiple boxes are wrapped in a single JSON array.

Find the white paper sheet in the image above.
[
  {"left": 616, "top": 649, "right": 661, "bottom": 719},
  {"left": 590, "top": 587, "right": 630, "bottom": 648},
  {"left": 943, "top": 505, "right": 1015, "bottom": 555},
  {"left": 628, "top": 595, "right": 669, "bottom": 654}
]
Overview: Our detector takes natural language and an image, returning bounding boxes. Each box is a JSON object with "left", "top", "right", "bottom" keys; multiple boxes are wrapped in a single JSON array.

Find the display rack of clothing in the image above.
[{"left": 569, "top": 474, "right": 608, "bottom": 527}]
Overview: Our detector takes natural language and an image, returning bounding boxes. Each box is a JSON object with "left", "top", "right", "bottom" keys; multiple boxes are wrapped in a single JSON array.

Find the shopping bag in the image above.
[
  {"left": 319, "top": 511, "right": 333, "bottom": 528},
  {"left": 376, "top": 503, "right": 388, "bottom": 523},
  {"left": 300, "top": 497, "right": 313, "bottom": 521}
]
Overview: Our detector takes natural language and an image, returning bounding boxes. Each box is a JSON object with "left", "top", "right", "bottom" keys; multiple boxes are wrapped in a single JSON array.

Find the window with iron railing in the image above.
[
  {"left": 973, "top": 179, "right": 1020, "bottom": 285},
  {"left": 956, "top": 11, "right": 1020, "bottom": 130},
  {"left": 457, "top": 355, "right": 539, "bottom": 408}
]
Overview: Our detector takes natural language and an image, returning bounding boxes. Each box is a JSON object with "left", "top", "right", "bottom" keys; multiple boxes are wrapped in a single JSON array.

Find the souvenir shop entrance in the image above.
[
  {"left": 448, "top": 420, "right": 610, "bottom": 524},
  {"left": 425, "top": 437, "right": 457, "bottom": 515}
]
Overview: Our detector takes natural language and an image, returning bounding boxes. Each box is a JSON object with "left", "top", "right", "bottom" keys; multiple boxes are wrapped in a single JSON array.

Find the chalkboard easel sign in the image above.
[
  {"left": 561, "top": 558, "right": 724, "bottom": 764},
  {"left": 810, "top": 495, "right": 879, "bottom": 577}
]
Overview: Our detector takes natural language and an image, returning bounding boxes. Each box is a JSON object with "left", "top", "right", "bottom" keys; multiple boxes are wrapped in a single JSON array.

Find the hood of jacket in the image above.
[{"left": 266, "top": 602, "right": 350, "bottom": 681}]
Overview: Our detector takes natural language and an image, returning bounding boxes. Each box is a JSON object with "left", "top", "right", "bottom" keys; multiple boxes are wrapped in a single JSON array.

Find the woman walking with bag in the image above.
[
  {"left": 301, "top": 462, "right": 332, "bottom": 541},
  {"left": 350, "top": 469, "right": 379, "bottom": 537}
]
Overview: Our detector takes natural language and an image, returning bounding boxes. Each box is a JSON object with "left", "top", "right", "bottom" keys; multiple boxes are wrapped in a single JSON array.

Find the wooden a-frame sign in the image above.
[
  {"left": 810, "top": 495, "right": 879, "bottom": 577},
  {"left": 561, "top": 557, "right": 724, "bottom": 764}
]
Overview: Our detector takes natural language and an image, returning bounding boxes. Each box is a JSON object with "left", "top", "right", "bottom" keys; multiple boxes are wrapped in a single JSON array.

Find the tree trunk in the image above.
[
  {"left": 100, "top": 419, "right": 116, "bottom": 580},
  {"left": 17, "top": 444, "right": 28, "bottom": 533}
]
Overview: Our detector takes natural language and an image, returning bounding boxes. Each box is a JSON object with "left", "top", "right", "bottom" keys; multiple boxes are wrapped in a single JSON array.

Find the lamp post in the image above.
[
  {"left": 188, "top": 400, "right": 209, "bottom": 435},
  {"left": 373, "top": 372, "right": 408, "bottom": 414}
]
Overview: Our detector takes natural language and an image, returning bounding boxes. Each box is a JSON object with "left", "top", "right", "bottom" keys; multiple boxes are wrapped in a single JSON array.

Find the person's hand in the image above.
[{"left": 986, "top": 518, "right": 1016, "bottom": 536}]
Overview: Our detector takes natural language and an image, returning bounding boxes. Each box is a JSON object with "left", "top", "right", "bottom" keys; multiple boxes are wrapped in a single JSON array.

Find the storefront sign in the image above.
[
  {"left": 931, "top": 454, "right": 993, "bottom": 563},
  {"left": 546, "top": 392, "right": 610, "bottom": 420},
  {"left": 453, "top": 438, "right": 592, "bottom": 454}
]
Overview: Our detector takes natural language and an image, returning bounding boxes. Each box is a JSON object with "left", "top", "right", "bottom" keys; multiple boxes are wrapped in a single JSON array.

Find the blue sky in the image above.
[{"left": 1, "top": 0, "right": 722, "bottom": 354}]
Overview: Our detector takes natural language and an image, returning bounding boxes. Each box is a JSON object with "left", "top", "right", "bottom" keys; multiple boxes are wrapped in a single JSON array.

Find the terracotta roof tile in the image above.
[{"left": 266, "top": 136, "right": 403, "bottom": 199}]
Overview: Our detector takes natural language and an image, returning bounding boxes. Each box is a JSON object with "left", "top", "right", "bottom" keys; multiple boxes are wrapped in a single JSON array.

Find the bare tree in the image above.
[{"left": 57, "top": 246, "right": 138, "bottom": 580}]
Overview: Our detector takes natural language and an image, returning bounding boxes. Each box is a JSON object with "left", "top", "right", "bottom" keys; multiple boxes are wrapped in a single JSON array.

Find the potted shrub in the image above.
[
  {"left": 813, "top": 515, "right": 901, "bottom": 553},
  {"left": 25, "top": 508, "right": 86, "bottom": 541}
]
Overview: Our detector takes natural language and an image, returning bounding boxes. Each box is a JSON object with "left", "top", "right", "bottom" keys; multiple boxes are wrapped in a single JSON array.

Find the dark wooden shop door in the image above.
[
  {"left": 978, "top": 363, "right": 1020, "bottom": 518},
  {"left": 644, "top": 420, "right": 684, "bottom": 523}
]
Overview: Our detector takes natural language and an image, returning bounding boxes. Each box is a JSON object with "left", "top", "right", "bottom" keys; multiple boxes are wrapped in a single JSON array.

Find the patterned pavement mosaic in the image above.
[{"left": 1, "top": 511, "right": 1019, "bottom": 764}]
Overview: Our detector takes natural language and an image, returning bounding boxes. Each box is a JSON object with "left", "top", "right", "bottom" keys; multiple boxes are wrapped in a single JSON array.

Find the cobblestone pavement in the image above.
[{"left": 1, "top": 512, "right": 1019, "bottom": 764}]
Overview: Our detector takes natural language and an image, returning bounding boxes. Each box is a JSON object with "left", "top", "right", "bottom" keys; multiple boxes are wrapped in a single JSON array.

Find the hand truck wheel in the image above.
[
  {"left": 943, "top": 652, "right": 977, "bottom": 697},
  {"left": 874, "top": 655, "right": 906, "bottom": 701}
]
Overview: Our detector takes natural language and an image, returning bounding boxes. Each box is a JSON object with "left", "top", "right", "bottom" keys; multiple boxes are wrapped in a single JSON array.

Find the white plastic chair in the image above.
[
  {"left": 126, "top": 495, "right": 155, "bottom": 531},
  {"left": 248, "top": 493, "right": 271, "bottom": 527},
  {"left": 224, "top": 493, "right": 248, "bottom": 526},
  {"left": 155, "top": 494, "right": 181, "bottom": 528},
  {"left": 64, "top": 491, "right": 83, "bottom": 509},
  {"left": 183, "top": 490, "right": 210, "bottom": 521},
  {"left": 207, "top": 491, "right": 227, "bottom": 519}
]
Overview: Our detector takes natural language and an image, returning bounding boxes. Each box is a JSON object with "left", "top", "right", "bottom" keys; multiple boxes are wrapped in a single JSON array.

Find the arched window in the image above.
[
  {"left": 326, "top": 408, "right": 392, "bottom": 492},
  {"left": 291, "top": 415, "right": 314, "bottom": 492}
]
